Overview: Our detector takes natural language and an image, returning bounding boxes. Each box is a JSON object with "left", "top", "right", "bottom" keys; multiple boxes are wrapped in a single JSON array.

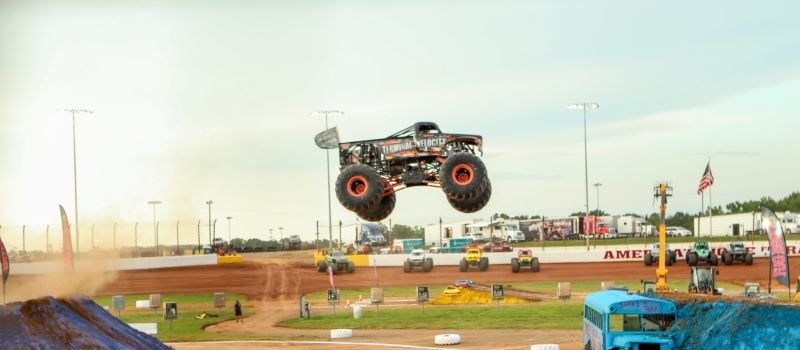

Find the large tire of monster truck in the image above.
[
  {"left": 335, "top": 164, "right": 385, "bottom": 212},
  {"left": 440, "top": 152, "right": 489, "bottom": 201},
  {"left": 459, "top": 258, "right": 468, "bottom": 272},
  {"left": 355, "top": 192, "right": 396, "bottom": 222},
  {"left": 744, "top": 252, "right": 753, "bottom": 265},
  {"left": 687, "top": 253, "right": 698, "bottom": 266},
  {"left": 447, "top": 178, "right": 492, "bottom": 213},
  {"left": 404, "top": 259, "right": 411, "bottom": 273},
  {"left": 643, "top": 253, "right": 653, "bottom": 266},
  {"left": 709, "top": 253, "right": 718, "bottom": 266},
  {"left": 723, "top": 251, "right": 733, "bottom": 265},
  {"left": 434, "top": 334, "right": 461, "bottom": 345},
  {"left": 531, "top": 257, "right": 540, "bottom": 272},
  {"left": 317, "top": 261, "right": 327, "bottom": 272},
  {"left": 511, "top": 258, "right": 520, "bottom": 273},
  {"left": 347, "top": 261, "right": 355, "bottom": 273},
  {"left": 479, "top": 257, "right": 489, "bottom": 271},
  {"left": 423, "top": 258, "right": 433, "bottom": 272}
]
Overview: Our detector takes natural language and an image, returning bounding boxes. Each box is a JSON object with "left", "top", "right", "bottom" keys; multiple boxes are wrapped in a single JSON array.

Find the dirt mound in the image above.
[
  {"left": 0, "top": 295, "right": 169, "bottom": 349},
  {"left": 670, "top": 300, "right": 800, "bottom": 349}
]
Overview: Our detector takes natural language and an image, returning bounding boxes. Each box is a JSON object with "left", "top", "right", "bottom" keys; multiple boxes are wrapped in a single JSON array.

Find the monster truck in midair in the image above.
[{"left": 335, "top": 122, "right": 490, "bottom": 221}]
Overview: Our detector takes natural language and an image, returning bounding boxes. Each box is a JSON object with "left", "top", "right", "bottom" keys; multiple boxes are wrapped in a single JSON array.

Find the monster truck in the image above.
[
  {"left": 511, "top": 249, "right": 540, "bottom": 272},
  {"left": 404, "top": 249, "right": 434, "bottom": 272},
  {"left": 685, "top": 241, "right": 718, "bottom": 266},
  {"left": 688, "top": 266, "right": 721, "bottom": 295},
  {"left": 643, "top": 243, "right": 677, "bottom": 266},
  {"left": 720, "top": 242, "right": 754, "bottom": 265},
  {"left": 459, "top": 245, "right": 489, "bottom": 272},
  {"left": 336, "top": 122, "right": 490, "bottom": 222},
  {"left": 316, "top": 250, "right": 355, "bottom": 274}
]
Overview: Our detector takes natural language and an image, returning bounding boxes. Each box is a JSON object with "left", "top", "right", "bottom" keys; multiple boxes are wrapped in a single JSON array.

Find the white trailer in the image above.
[
  {"left": 693, "top": 211, "right": 799, "bottom": 237},
  {"left": 423, "top": 220, "right": 471, "bottom": 247}
]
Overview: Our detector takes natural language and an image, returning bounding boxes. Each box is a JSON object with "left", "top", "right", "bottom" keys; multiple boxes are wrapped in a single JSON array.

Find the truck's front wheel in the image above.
[{"left": 335, "top": 164, "right": 384, "bottom": 212}]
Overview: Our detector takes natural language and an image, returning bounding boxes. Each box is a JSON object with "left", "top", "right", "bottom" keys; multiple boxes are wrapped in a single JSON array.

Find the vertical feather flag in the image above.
[
  {"left": 0, "top": 235, "right": 9, "bottom": 288},
  {"left": 762, "top": 207, "right": 790, "bottom": 289},
  {"left": 59, "top": 205, "right": 74, "bottom": 271}
]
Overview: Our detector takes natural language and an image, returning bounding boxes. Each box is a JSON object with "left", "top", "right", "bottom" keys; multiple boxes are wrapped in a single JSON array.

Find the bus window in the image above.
[{"left": 609, "top": 314, "right": 675, "bottom": 332}]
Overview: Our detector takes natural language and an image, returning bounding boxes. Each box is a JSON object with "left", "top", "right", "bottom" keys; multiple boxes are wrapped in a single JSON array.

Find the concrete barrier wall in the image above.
[
  {"left": 369, "top": 241, "right": 793, "bottom": 266},
  {"left": 11, "top": 255, "right": 218, "bottom": 275}
]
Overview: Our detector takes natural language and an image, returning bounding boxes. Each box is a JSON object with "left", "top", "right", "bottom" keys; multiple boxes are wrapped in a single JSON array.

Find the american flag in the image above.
[{"left": 697, "top": 162, "right": 714, "bottom": 195}]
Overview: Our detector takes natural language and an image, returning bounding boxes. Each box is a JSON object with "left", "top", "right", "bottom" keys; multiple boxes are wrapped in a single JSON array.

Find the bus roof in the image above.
[{"left": 584, "top": 290, "right": 676, "bottom": 315}]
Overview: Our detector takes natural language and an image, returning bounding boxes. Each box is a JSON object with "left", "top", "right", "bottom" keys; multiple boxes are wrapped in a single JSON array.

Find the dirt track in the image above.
[
  {"left": 97, "top": 253, "right": 784, "bottom": 299},
  {"left": 94, "top": 252, "right": 790, "bottom": 350}
]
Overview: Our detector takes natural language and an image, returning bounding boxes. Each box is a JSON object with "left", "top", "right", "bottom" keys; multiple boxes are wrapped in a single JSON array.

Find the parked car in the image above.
[
  {"left": 666, "top": 226, "right": 693, "bottom": 237},
  {"left": 482, "top": 239, "right": 513, "bottom": 252}
]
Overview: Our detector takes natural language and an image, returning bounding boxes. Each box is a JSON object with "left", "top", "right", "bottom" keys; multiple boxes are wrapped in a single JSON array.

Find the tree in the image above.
[{"left": 390, "top": 224, "right": 422, "bottom": 240}]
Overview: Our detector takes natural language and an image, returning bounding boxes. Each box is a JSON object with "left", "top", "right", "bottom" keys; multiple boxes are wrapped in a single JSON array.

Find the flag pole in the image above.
[
  {"left": 707, "top": 158, "right": 712, "bottom": 239},
  {"left": 699, "top": 192, "right": 704, "bottom": 242}
]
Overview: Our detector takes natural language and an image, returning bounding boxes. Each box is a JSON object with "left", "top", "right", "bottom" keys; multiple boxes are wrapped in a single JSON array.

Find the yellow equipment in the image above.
[{"left": 654, "top": 183, "right": 673, "bottom": 292}]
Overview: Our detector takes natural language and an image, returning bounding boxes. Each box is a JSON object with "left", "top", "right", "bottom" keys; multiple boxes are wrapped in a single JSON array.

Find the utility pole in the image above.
[
  {"left": 567, "top": 102, "right": 599, "bottom": 251},
  {"left": 61, "top": 108, "right": 92, "bottom": 254},
  {"left": 148, "top": 200, "right": 161, "bottom": 254},
  {"left": 226, "top": 216, "right": 233, "bottom": 242},
  {"left": 206, "top": 200, "right": 213, "bottom": 245},
  {"left": 279, "top": 226, "right": 284, "bottom": 250},
  {"left": 312, "top": 110, "right": 344, "bottom": 249}
]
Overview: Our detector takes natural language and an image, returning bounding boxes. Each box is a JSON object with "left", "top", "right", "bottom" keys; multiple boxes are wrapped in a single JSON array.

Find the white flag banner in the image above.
[{"left": 314, "top": 127, "right": 339, "bottom": 149}]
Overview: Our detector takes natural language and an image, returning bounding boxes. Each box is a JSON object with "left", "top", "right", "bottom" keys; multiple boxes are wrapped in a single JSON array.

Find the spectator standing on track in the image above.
[{"left": 234, "top": 300, "right": 243, "bottom": 322}]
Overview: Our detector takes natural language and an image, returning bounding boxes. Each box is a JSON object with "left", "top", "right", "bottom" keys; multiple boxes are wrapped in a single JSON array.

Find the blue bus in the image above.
[{"left": 583, "top": 290, "right": 677, "bottom": 350}]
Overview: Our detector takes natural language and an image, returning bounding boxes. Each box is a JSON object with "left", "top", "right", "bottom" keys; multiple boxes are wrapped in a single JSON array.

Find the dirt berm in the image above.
[
  {"left": 0, "top": 295, "right": 169, "bottom": 349},
  {"left": 670, "top": 299, "right": 800, "bottom": 349}
]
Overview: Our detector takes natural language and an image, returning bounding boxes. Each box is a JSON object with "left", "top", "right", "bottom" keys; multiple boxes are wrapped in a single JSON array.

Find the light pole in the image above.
[
  {"left": 593, "top": 183, "right": 602, "bottom": 216},
  {"left": 148, "top": 200, "right": 161, "bottom": 253},
  {"left": 279, "top": 226, "right": 284, "bottom": 250},
  {"left": 61, "top": 108, "right": 92, "bottom": 254},
  {"left": 312, "top": 110, "right": 344, "bottom": 249},
  {"left": 269, "top": 228, "right": 273, "bottom": 241},
  {"left": 226, "top": 216, "right": 233, "bottom": 242},
  {"left": 567, "top": 102, "right": 599, "bottom": 251},
  {"left": 206, "top": 200, "right": 213, "bottom": 245}
]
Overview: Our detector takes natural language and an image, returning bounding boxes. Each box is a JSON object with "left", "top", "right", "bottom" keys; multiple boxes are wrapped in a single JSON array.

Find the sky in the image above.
[{"left": 1, "top": 1, "right": 799, "bottom": 250}]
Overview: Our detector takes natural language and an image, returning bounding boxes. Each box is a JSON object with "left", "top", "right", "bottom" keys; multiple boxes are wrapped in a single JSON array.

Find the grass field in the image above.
[
  {"left": 288, "top": 279, "right": 745, "bottom": 331},
  {"left": 92, "top": 293, "right": 276, "bottom": 342},
  {"left": 280, "top": 302, "right": 584, "bottom": 330}
]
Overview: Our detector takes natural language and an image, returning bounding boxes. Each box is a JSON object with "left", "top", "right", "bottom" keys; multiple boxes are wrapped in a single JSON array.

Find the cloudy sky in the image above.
[{"left": 1, "top": 1, "right": 798, "bottom": 249}]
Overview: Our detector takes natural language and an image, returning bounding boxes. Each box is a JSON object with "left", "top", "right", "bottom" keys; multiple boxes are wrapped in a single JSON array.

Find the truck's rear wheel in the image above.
[
  {"left": 317, "top": 261, "right": 328, "bottom": 272},
  {"left": 744, "top": 252, "right": 753, "bottom": 265},
  {"left": 459, "top": 258, "right": 468, "bottom": 272},
  {"left": 347, "top": 261, "right": 355, "bottom": 273},
  {"left": 404, "top": 259, "right": 411, "bottom": 273},
  {"left": 447, "top": 178, "right": 491, "bottom": 213},
  {"left": 440, "top": 153, "right": 488, "bottom": 201},
  {"left": 644, "top": 253, "right": 653, "bottom": 266},
  {"left": 709, "top": 253, "right": 718, "bottom": 266},
  {"left": 511, "top": 258, "right": 520, "bottom": 273},
  {"left": 356, "top": 192, "right": 396, "bottom": 222},
  {"left": 335, "top": 164, "right": 384, "bottom": 212},
  {"left": 531, "top": 258, "right": 540, "bottom": 272}
]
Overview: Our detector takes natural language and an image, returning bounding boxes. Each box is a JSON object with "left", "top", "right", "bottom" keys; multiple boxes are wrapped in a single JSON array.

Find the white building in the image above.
[{"left": 693, "top": 211, "right": 799, "bottom": 237}]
